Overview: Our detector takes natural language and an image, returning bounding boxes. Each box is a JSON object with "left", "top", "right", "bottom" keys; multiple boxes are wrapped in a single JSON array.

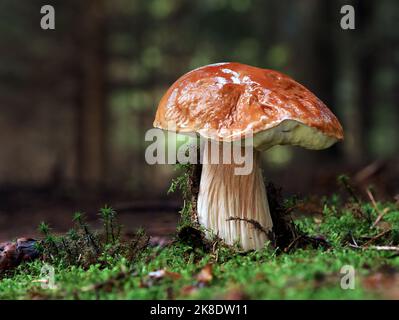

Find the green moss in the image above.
[
  {"left": 0, "top": 244, "right": 396, "bottom": 300},
  {"left": 1, "top": 196, "right": 398, "bottom": 300}
]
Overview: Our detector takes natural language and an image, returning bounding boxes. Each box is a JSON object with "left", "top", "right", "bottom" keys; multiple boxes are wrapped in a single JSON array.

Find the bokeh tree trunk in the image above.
[
  {"left": 355, "top": 0, "right": 376, "bottom": 163},
  {"left": 75, "top": 0, "right": 107, "bottom": 190}
]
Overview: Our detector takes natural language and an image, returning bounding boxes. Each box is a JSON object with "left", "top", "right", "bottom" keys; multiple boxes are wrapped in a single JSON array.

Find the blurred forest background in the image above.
[{"left": 0, "top": 0, "right": 398, "bottom": 238}]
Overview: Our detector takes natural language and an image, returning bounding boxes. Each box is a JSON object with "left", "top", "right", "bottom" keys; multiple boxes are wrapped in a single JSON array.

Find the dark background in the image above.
[{"left": 0, "top": 0, "right": 398, "bottom": 239}]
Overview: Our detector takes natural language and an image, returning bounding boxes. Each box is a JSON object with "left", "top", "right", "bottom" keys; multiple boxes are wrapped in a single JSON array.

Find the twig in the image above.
[
  {"left": 354, "top": 160, "right": 385, "bottom": 183},
  {"left": 283, "top": 235, "right": 302, "bottom": 253},
  {"left": 362, "top": 229, "right": 391, "bottom": 247},
  {"left": 348, "top": 243, "right": 361, "bottom": 249},
  {"left": 370, "top": 246, "right": 399, "bottom": 252},
  {"left": 350, "top": 232, "right": 359, "bottom": 247},
  {"left": 367, "top": 188, "right": 389, "bottom": 228},
  {"left": 372, "top": 208, "right": 390, "bottom": 229},
  {"left": 366, "top": 188, "right": 378, "bottom": 210},
  {"left": 32, "top": 279, "right": 48, "bottom": 284},
  {"left": 226, "top": 217, "right": 268, "bottom": 235}
]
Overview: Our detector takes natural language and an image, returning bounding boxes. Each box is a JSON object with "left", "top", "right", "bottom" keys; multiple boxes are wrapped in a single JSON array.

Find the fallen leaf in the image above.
[
  {"left": 196, "top": 264, "right": 213, "bottom": 284},
  {"left": 223, "top": 286, "right": 249, "bottom": 300},
  {"left": 148, "top": 269, "right": 181, "bottom": 280},
  {"left": 180, "top": 285, "right": 198, "bottom": 296},
  {"left": 141, "top": 269, "right": 181, "bottom": 288}
]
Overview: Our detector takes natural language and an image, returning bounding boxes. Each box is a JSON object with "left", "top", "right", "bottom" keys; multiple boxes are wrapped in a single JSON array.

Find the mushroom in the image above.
[{"left": 154, "top": 62, "right": 344, "bottom": 250}]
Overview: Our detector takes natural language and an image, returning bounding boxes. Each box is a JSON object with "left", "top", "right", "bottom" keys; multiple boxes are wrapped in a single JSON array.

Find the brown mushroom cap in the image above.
[{"left": 154, "top": 62, "right": 344, "bottom": 150}]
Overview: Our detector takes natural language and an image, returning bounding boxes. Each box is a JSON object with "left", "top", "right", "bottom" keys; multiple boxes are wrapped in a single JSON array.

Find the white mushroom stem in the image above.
[{"left": 197, "top": 142, "right": 273, "bottom": 250}]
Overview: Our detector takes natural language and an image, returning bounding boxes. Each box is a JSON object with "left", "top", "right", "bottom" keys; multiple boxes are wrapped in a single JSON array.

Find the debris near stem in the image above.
[
  {"left": 168, "top": 147, "right": 202, "bottom": 228},
  {"left": 169, "top": 149, "right": 211, "bottom": 250},
  {"left": 266, "top": 183, "right": 298, "bottom": 250},
  {"left": 177, "top": 225, "right": 209, "bottom": 250},
  {"left": 187, "top": 160, "right": 202, "bottom": 224}
]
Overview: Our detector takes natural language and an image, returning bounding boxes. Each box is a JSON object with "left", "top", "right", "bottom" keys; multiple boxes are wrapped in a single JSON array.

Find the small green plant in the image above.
[
  {"left": 337, "top": 174, "right": 360, "bottom": 203},
  {"left": 34, "top": 206, "right": 148, "bottom": 269},
  {"left": 38, "top": 222, "right": 50, "bottom": 236},
  {"left": 73, "top": 211, "right": 100, "bottom": 254},
  {"left": 99, "top": 205, "right": 120, "bottom": 244},
  {"left": 167, "top": 163, "right": 191, "bottom": 197},
  {"left": 38, "top": 222, "right": 59, "bottom": 256}
]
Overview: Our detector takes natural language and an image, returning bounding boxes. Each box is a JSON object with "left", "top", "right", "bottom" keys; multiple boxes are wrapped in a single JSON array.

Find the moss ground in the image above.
[{"left": 1, "top": 195, "right": 398, "bottom": 300}]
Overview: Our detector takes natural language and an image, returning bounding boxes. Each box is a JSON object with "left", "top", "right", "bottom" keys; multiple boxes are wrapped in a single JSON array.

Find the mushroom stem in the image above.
[{"left": 197, "top": 142, "right": 273, "bottom": 250}]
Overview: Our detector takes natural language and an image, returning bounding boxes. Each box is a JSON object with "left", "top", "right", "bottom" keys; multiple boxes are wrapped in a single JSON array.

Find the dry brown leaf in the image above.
[
  {"left": 196, "top": 264, "right": 213, "bottom": 284},
  {"left": 180, "top": 285, "right": 198, "bottom": 296},
  {"left": 223, "top": 285, "right": 249, "bottom": 300}
]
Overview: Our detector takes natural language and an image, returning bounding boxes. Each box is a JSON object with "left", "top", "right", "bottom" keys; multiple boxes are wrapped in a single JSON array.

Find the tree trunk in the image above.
[{"left": 75, "top": 0, "right": 107, "bottom": 189}]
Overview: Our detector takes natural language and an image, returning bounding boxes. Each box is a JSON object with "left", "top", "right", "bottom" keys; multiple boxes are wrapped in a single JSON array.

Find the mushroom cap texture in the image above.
[{"left": 154, "top": 62, "right": 344, "bottom": 149}]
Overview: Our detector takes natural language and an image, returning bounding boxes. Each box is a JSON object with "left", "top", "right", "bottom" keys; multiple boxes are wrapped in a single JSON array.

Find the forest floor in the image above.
[{"left": 1, "top": 189, "right": 399, "bottom": 300}]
